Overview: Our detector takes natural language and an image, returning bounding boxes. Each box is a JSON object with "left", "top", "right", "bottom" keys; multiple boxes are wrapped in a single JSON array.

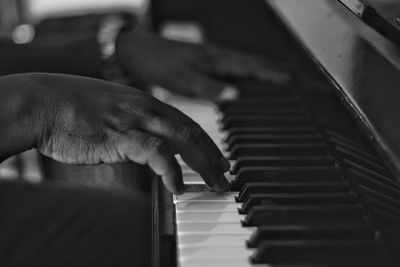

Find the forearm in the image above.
[
  {"left": 0, "top": 74, "right": 39, "bottom": 162},
  {"left": 0, "top": 34, "right": 103, "bottom": 77}
]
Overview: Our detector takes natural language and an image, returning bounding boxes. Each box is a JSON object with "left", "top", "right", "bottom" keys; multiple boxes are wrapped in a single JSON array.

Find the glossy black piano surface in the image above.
[{"left": 152, "top": 0, "right": 400, "bottom": 266}]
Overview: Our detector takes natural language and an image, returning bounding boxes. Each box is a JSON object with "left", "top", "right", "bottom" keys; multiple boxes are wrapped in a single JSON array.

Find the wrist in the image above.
[{"left": 0, "top": 74, "right": 42, "bottom": 160}]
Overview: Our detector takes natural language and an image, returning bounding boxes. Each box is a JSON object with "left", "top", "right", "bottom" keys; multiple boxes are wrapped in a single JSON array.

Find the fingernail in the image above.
[
  {"left": 219, "top": 86, "right": 239, "bottom": 101},
  {"left": 177, "top": 184, "right": 185, "bottom": 195},
  {"left": 221, "top": 157, "right": 230, "bottom": 172}
]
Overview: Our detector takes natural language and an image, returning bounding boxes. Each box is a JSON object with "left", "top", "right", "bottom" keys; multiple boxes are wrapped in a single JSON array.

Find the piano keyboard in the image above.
[{"left": 156, "top": 84, "right": 395, "bottom": 267}]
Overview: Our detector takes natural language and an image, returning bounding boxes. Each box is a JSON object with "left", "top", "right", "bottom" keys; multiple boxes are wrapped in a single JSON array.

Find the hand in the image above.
[
  {"left": 116, "top": 31, "right": 291, "bottom": 100},
  {"left": 0, "top": 73, "right": 230, "bottom": 194}
]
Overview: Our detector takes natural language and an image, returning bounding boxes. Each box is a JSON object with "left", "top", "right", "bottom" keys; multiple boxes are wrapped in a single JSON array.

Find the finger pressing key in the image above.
[
  {"left": 141, "top": 114, "right": 230, "bottom": 192},
  {"left": 115, "top": 129, "right": 185, "bottom": 194}
]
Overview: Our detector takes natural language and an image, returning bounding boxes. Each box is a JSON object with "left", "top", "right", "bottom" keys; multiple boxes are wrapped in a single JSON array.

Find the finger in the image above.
[
  {"left": 160, "top": 67, "right": 238, "bottom": 101},
  {"left": 204, "top": 45, "right": 292, "bottom": 83},
  {"left": 115, "top": 129, "right": 184, "bottom": 194},
  {"left": 140, "top": 114, "right": 230, "bottom": 191}
]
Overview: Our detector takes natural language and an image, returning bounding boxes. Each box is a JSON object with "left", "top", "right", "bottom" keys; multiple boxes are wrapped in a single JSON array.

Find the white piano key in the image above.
[
  {"left": 176, "top": 202, "right": 241, "bottom": 211},
  {"left": 174, "top": 192, "right": 237, "bottom": 202},
  {"left": 176, "top": 222, "right": 254, "bottom": 234},
  {"left": 180, "top": 164, "right": 192, "bottom": 172},
  {"left": 182, "top": 173, "right": 204, "bottom": 183},
  {"left": 179, "top": 246, "right": 253, "bottom": 260},
  {"left": 179, "top": 258, "right": 264, "bottom": 267},
  {"left": 176, "top": 211, "right": 244, "bottom": 222},
  {"left": 177, "top": 157, "right": 186, "bottom": 164},
  {"left": 178, "top": 233, "right": 249, "bottom": 246},
  {"left": 182, "top": 169, "right": 197, "bottom": 175}
]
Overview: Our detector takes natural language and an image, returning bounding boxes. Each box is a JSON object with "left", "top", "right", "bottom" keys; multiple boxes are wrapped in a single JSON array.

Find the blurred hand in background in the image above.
[{"left": 117, "top": 31, "right": 291, "bottom": 101}]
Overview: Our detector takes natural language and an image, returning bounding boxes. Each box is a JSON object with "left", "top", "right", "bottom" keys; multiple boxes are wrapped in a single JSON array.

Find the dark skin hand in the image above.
[
  {"left": 116, "top": 31, "right": 291, "bottom": 100},
  {"left": 0, "top": 73, "right": 230, "bottom": 194}
]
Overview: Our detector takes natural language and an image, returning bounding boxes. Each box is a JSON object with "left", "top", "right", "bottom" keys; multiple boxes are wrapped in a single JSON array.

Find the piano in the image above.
[{"left": 151, "top": 0, "right": 400, "bottom": 266}]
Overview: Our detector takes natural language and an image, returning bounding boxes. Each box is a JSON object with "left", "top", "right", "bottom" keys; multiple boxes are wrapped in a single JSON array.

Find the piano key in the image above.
[
  {"left": 181, "top": 173, "right": 205, "bottom": 184},
  {"left": 177, "top": 222, "right": 254, "bottom": 234},
  {"left": 234, "top": 81, "right": 291, "bottom": 95},
  {"left": 179, "top": 245, "right": 253, "bottom": 260},
  {"left": 227, "top": 126, "right": 318, "bottom": 135},
  {"left": 180, "top": 164, "right": 193, "bottom": 172},
  {"left": 349, "top": 169, "right": 400, "bottom": 201},
  {"left": 222, "top": 116, "right": 312, "bottom": 129},
  {"left": 236, "top": 181, "right": 351, "bottom": 202},
  {"left": 239, "top": 192, "right": 358, "bottom": 213},
  {"left": 335, "top": 146, "right": 390, "bottom": 175},
  {"left": 242, "top": 204, "right": 365, "bottom": 226},
  {"left": 226, "top": 134, "right": 323, "bottom": 149},
  {"left": 176, "top": 202, "right": 241, "bottom": 212},
  {"left": 343, "top": 160, "right": 398, "bottom": 188},
  {"left": 174, "top": 192, "right": 238, "bottom": 203},
  {"left": 251, "top": 239, "right": 385, "bottom": 264},
  {"left": 176, "top": 211, "right": 244, "bottom": 222},
  {"left": 178, "top": 258, "right": 259, "bottom": 267},
  {"left": 182, "top": 169, "right": 198, "bottom": 175},
  {"left": 233, "top": 167, "right": 342, "bottom": 190},
  {"left": 223, "top": 106, "right": 305, "bottom": 116},
  {"left": 236, "top": 166, "right": 341, "bottom": 180},
  {"left": 231, "top": 156, "right": 336, "bottom": 173},
  {"left": 247, "top": 224, "right": 375, "bottom": 248},
  {"left": 229, "top": 143, "right": 327, "bottom": 159},
  {"left": 329, "top": 136, "right": 379, "bottom": 162},
  {"left": 218, "top": 98, "right": 301, "bottom": 111},
  {"left": 178, "top": 233, "right": 249, "bottom": 247}
]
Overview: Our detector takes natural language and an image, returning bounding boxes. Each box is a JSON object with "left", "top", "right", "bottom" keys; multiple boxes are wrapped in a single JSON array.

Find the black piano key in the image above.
[
  {"left": 247, "top": 224, "right": 375, "bottom": 248},
  {"left": 233, "top": 81, "right": 293, "bottom": 97},
  {"left": 236, "top": 181, "right": 351, "bottom": 202},
  {"left": 251, "top": 239, "right": 385, "bottom": 265},
  {"left": 221, "top": 114, "right": 310, "bottom": 124},
  {"left": 222, "top": 116, "right": 311, "bottom": 130},
  {"left": 236, "top": 166, "right": 341, "bottom": 179},
  {"left": 227, "top": 126, "right": 318, "bottom": 135},
  {"left": 231, "top": 156, "right": 335, "bottom": 174},
  {"left": 238, "top": 89, "right": 293, "bottom": 98},
  {"left": 336, "top": 146, "right": 389, "bottom": 175},
  {"left": 350, "top": 169, "right": 400, "bottom": 203},
  {"left": 239, "top": 192, "right": 358, "bottom": 214},
  {"left": 346, "top": 161, "right": 399, "bottom": 189},
  {"left": 232, "top": 166, "right": 341, "bottom": 190},
  {"left": 222, "top": 106, "right": 305, "bottom": 116},
  {"left": 226, "top": 134, "right": 323, "bottom": 150},
  {"left": 325, "top": 129, "right": 368, "bottom": 149},
  {"left": 229, "top": 143, "right": 327, "bottom": 159},
  {"left": 329, "top": 136, "right": 379, "bottom": 162},
  {"left": 218, "top": 98, "right": 301, "bottom": 111},
  {"left": 242, "top": 204, "right": 365, "bottom": 226}
]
